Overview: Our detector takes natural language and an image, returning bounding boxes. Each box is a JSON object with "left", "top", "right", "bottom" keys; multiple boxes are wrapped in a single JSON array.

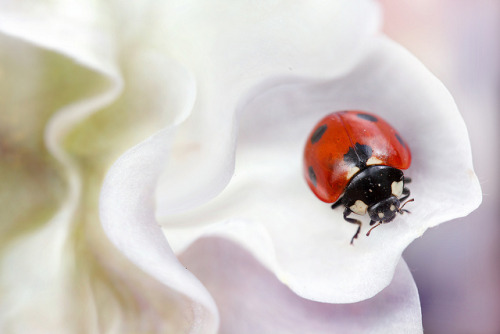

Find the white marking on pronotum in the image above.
[
  {"left": 378, "top": 212, "right": 385, "bottom": 218},
  {"left": 350, "top": 200, "right": 368, "bottom": 215},
  {"left": 366, "top": 156, "right": 383, "bottom": 165},
  {"left": 391, "top": 181, "right": 404, "bottom": 197},
  {"left": 346, "top": 167, "right": 360, "bottom": 180},
  {"left": 390, "top": 205, "right": 396, "bottom": 211}
]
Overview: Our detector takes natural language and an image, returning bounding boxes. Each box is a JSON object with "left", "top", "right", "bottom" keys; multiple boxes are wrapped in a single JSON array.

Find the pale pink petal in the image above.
[{"left": 180, "top": 237, "right": 422, "bottom": 334}]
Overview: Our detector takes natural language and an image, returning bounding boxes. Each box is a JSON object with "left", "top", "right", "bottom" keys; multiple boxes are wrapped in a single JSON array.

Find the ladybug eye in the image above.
[{"left": 390, "top": 205, "right": 396, "bottom": 211}]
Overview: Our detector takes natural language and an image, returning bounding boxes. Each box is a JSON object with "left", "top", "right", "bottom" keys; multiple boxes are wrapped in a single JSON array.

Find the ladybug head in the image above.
[
  {"left": 367, "top": 196, "right": 401, "bottom": 224},
  {"left": 366, "top": 196, "right": 414, "bottom": 237}
]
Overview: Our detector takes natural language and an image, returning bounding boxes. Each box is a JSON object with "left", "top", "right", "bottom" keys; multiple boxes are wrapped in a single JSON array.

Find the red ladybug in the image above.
[{"left": 304, "top": 110, "right": 413, "bottom": 244}]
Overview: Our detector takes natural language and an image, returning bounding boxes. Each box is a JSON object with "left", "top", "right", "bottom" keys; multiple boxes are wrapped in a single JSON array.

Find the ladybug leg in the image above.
[
  {"left": 331, "top": 198, "right": 343, "bottom": 210},
  {"left": 403, "top": 176, "right": 412, "bottom": 184},
  {"left": 398, "top": 189, "right": 414, "bottom": 214},
  {"left": 369, "top": 219, "right": 377, "bottom": 226},
  {"left": 399, "top": 187, "right": 411, "bottom": 202},
  {"left": 343, "top": 208, "right": 362, "bottom": 245},
  {"left": 366, "top": 221, "right": 382, "bottom": 236}
]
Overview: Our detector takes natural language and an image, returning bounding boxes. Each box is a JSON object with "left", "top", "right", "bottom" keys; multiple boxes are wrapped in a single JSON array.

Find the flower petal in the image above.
[
  {"left": 180, "top": 237, "right": 422, "bottom": 334},
  {"left": 162, "top": 36, "right": 482, "bottom": 303},
  {"left": 155, "top": 0, "right": 381, "bottom": 215},
  {"left": 0, "top": 0, "right": 117, "bottom": 75},
  {"left": 100, "top": 128, "right": 219, "bottom": 334},
  {"left": 0, "top": 7, "right": 122, "bottom": 329},
  {"left": 0, "top": 1, "right": 205, "bottom": 332}
]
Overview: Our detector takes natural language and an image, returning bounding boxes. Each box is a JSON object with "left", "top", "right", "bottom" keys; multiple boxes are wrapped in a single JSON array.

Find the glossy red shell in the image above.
[{"left": 304, "top": 110, "right": 411, "bottom": 203}]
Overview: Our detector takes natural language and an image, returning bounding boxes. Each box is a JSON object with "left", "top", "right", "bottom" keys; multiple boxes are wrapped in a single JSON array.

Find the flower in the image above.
[
  {"left": 0, "top": 0, "right": 481, "bottom": 333},
  {"left": 156, "top": 33, "right": 482, "bottom": 304}
]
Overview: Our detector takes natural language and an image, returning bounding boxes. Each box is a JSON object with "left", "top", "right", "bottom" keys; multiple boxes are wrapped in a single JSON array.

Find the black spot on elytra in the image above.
[
  {"left": 343, "top": 143, "right": 373, "bottom": 169},
  {"left": 395, "top": 133, "right": 406, "bottom": 147},
  {"left": 311, "top": 124, "right": 327, "bottom": 144},
  {"left": 308, "top": 166, "right": 317, "bottom": 187},
  {"left": 357, "top": 113, "right": 378, "bottom": 122}
]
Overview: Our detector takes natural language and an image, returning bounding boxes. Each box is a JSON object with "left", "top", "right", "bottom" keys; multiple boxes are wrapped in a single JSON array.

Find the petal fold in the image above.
[
  {"left": 155, "top": 0, "right": 382, "bottom": 215},
  {"left": 100, "top": 129, "right": 219, "bottom": 334},
  {"left": 180, "top": 238, "right": 423, "bottom": 334}
]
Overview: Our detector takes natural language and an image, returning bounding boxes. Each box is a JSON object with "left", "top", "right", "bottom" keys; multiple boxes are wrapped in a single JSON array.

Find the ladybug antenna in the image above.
[
  {"left": 398, "top": 198, "right": 414, "bottom": 214},
  {"left": 366, "top": 222, "right": 382, "bottom": 237}
]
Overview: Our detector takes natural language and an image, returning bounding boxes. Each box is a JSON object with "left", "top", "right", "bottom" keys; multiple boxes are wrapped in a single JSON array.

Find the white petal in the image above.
[
  {"left": 0, "top": 1, "right": 203, "bottom": 332},
  {"left": 155, "top": 0, "right": 381, "bottom": 215},
  {"left": 180, "top": 238, "right": 422, "bottom": 334},
  {"left": 0, "top": 1, "right": 119, "bottom": 80},
  {"left": 162, "top": 36, "right": 481, "bottom": 303},
  {"left": 0, "top": 8, "right": 123, "bottom": 331},
  {"left": 100, "top": 129, "right": 219, "bottom": 333}
]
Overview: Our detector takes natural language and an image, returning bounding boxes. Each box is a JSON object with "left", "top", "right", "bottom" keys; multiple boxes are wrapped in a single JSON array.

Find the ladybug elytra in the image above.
[{"left": 304, "top": 110, "right": 413, "bottom": 244}]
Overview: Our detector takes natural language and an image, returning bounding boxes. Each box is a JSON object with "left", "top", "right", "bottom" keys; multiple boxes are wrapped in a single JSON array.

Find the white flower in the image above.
[
  {"left": 0, "top": 0, "right": 481, "bottom": 333},
  {"left": 158, "top": 34, "right": 482, "bottom": 305}
]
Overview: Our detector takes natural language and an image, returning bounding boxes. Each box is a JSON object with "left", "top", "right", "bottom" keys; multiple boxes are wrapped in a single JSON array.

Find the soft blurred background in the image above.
[{"left": 380, "top": 0, "right": 500, "bottom": 333}]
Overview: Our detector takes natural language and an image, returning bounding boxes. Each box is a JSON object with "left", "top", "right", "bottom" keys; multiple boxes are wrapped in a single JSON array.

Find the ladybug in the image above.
[{"left": 304, "top": 110, "right": 413, "bottom": 244}]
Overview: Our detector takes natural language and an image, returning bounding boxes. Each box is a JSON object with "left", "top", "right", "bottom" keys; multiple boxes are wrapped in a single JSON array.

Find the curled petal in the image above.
[
  {"left": 0, "top": 1, "right": 206, "bottom": 332},
  {"left": 155, "top": 0, "right": 381, "bottom": 215},
  {"left": 100, "top": 129, "right": 219, "bottom": 333},
  {"left": 180, "top": 238, "right": 423, "bottom": 334},
  {"left": 162, "top": 37, "right": 482, "bottom": 303},
  {"left": 0, "top": 2, "right": 122, "bottom": 330}
]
